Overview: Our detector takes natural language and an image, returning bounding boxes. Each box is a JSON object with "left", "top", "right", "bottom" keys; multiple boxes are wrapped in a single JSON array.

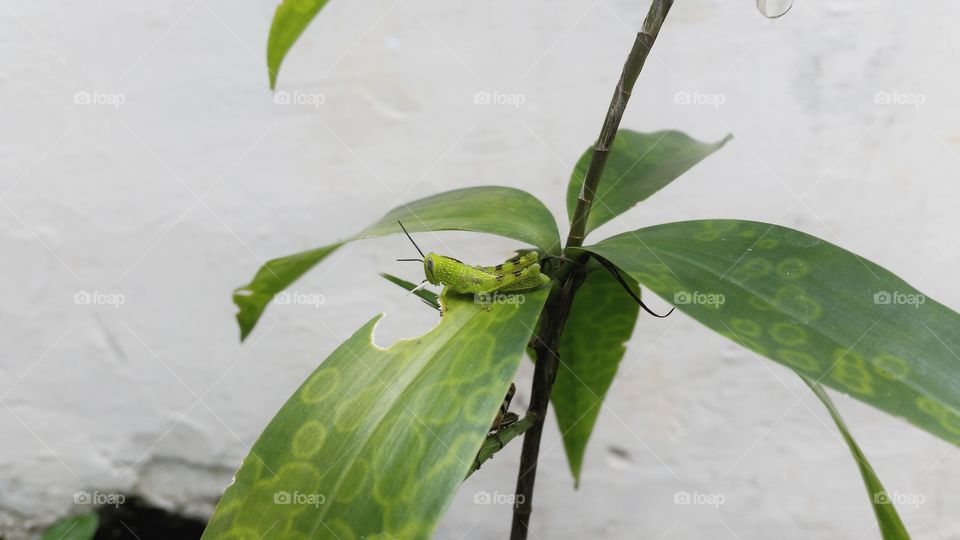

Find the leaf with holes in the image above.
[{"left": 202, "top": 287, "right": 548, "bottom": 539}]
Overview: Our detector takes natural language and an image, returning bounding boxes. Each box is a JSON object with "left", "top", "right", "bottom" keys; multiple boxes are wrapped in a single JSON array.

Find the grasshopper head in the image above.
[{"left": 423, "top": 253, "right": 442, "bottom": 285}]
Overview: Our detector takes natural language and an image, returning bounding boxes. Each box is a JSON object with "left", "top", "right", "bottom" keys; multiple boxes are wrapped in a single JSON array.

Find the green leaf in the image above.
[
  {"left": 802, "top": 377, "right": 911, "bottom": 540},
  {"left": 580, "top": 219, "right": 960, "bottom": 447},
  {"left": 234, "top": 186, "right": 560, "bottom": 340},
  {"left": 378, "top": 272, "right": 440, "bottom": 310},
  {"left": 203, "top": 287, "right": 549, "bottom": 540},
  {"left": 267, "top": 0, "right": 333, "bottom": 89},
  {"left": 566, "top": 130, "right": 730, "bottom": 236},
  {"left": 42, "top": 513, "right": 99, "bottom": 540},
  {"left": 551, "top": 265, "right": 639, "bottom": 486}
]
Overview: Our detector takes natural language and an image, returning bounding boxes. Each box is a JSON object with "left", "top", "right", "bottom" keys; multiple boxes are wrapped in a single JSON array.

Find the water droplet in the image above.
[{"left": 757, "top": 0, "right": 793, "bottom": 18}]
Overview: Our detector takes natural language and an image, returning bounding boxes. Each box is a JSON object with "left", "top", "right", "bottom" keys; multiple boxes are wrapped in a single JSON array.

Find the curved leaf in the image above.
[
  {"left": 234, "top": 186, "right": 560, "bottom": 340},
  {"left": 552, "top": 265, "right": 639, "bottom": 486},
  {"left": 566, "top": 130, "right": 730, "bottom": 236},
  {"left": 802, "top": 377, "right": 911, "bottom": 540},
  {"left": 580, "top": 220, "right": 960, "bottom": 446},
  {"left": 267, "top": 0, "right": 333, "bottom": 89},
  {"left": 204, "top": 287, "right": 548, "bottom": 539}
]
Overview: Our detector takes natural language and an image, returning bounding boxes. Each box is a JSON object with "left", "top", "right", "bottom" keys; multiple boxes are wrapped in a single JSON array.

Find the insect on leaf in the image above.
[{"left": 233, "top": 186, "right": 559, "bottom": 340}]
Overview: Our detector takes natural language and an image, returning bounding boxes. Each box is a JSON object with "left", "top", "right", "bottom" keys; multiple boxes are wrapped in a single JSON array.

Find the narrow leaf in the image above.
[
  {"left": 566, "top": 130, "right": 730, "bottom": 236},
  {"left": 234, "top": 186, "right": 560, "bottom": 340},
  {"left": 267, "top": 0, "right": 333, "bottom": 89},
  {"left": 379, "top": 272, "right": 440, "bottom": 310},
  {"left": 203, "top": 287, "right": 548, "bottom": 539},
  {"left": 802, "top": 377, "right": 911, "bottom": 540},
  {"left": 580, "top": 220, "right": 960, "bottom": 447},
  {"left": 551, "top": 265, "right": 640, "bottom": 486}
]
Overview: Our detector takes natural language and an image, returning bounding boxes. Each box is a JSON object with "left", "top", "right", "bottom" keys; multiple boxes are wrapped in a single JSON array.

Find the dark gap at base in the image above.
[{"left": 93, "top": 496, "right": 205, "bottom": 540}]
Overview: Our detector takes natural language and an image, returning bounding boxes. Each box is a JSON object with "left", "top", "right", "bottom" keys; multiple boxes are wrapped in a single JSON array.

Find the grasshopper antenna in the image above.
[
  {"left": 591, "top": 254, "right": 674, "bottom": 318},
  {"left": 397, "top": 220, "right": 425, "bottom": 262}
]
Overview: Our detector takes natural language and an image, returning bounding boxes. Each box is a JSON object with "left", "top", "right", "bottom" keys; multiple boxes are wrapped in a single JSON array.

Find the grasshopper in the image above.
[
  {"left": 396, "top": 221, "right": 551, "bottom": 297},
  {"left": 490, "top": 382, "right": 519, "bottom": 436},
  {"left": 474, "top": 382, "right": 519, "bottom": 472}
]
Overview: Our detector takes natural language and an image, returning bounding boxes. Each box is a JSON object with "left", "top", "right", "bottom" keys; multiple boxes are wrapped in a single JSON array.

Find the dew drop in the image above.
[{"left": 757, "top": 0, "right": 793, "bottom": 18}]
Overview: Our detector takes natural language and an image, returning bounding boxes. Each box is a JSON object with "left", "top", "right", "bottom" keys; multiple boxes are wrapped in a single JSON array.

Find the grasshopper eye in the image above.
[{"left": 426, "top": 258, "right": 434, "bottom": 273}]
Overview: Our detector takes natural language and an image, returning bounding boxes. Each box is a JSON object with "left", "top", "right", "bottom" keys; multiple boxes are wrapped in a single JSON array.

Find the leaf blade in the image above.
[
  {"left": 801, "top": 377, "right": 911, "bottom": 540},
  {"left": 42, "top": 513, "right": 99, "bottom": 540},
  {"left": 566, "top": 130, "right": 730, "bottom": 236},
  {"left": 203, "top": 288, "right": 548, "bottom": 539},
  {"left": 267, "top": 0, "right": 333, "bottom": 89},
  {"left": 581, "top": 219, "right": 960, "bottom": 447},
  {"left": 379, "top": 272, "right": 440, "bottom": 310},
  {"left": 551, "top": 266, "right": 640, "bottom": 486}
]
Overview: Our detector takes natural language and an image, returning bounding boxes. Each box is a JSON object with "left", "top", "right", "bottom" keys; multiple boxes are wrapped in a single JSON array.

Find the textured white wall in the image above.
[{"left": 2, "top": 0, "right": 960, "bottom": 538}]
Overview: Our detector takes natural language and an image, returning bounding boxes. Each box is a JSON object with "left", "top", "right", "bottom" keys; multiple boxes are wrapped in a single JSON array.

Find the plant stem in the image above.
[
  {"left": 509, "top": 2, "right": 674, "bottom": 539},
  {"left": 567, "top": 0, "right": 673, "bottom": 248}
]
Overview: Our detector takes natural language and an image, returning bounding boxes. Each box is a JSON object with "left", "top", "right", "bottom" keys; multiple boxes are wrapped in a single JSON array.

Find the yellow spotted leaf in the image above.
[
  {"left": 579, "top": 220, "right": 960, "bottom": 447},
  {"left": 202, "top": 288, "right": 548, "bottom": 540}
]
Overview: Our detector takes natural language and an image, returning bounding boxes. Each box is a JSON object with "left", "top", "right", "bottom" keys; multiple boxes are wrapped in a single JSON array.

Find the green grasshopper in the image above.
[
  {"left": 396, "top": 221, "right": 551, "bottom": 297},
  {"left": 395, "top": 221, "right": 672, "bottom": 319}
]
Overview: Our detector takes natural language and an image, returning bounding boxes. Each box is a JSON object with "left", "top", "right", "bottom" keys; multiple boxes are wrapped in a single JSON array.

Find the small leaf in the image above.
[
  {"left": 379, "top": 272, "right": 440, "bottom": 310},
  {"left": 42, "top": 513, "right": 99, "bottom": 540},
  {"left": 802, "top": 377, "right": 911, "bottom": 540},
  {"left": 234, "top": 186, "right": 560, "bottom": 340},
  {"left": 267, "top": 0, "right": 333, "bottom": 89},
  {"left": 203, "top": 288, "right": 549, "bottom": 539},
  {"left": 551, "top": 265, "right": 639, "bottom": 486},
  {"left": 580, "top": 219, "right": 960, "bottom": 447},
  {"left": 566, "top": 130, "right": 730, "bottom": 236}
]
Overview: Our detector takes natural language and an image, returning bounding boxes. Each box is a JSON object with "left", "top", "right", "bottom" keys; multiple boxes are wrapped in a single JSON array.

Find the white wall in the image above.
[{"left": 3, "top": 0, "right": 960, "bottom": 538}]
